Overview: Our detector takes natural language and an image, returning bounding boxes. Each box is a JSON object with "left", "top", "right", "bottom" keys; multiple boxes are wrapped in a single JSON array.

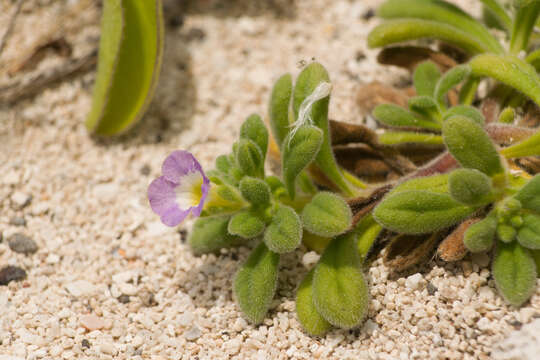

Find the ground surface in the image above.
[{"left": 0, "top": 0, "right": 539, "bottom": 359}]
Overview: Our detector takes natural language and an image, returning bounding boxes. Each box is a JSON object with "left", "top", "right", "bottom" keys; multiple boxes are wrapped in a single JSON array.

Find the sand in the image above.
[{"left": 0, "top": 0, "right": 539, "bottom": 359}]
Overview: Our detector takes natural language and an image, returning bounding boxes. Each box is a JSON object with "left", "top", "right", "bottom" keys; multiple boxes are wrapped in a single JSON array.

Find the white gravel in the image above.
[{"left": 1, "top": 0, "right": 539, "bottom": 359}]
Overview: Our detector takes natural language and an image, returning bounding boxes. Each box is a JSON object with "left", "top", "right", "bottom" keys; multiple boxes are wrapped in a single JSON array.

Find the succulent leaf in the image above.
[
  {"left": 264, "top": 205, "right": 302, "bottom": 253},
  {"left": 296, "top": 269, "right": 332, "bottom": 336},
  {"left": 302, "top": 192, "right": 352, "bottom": 237}
]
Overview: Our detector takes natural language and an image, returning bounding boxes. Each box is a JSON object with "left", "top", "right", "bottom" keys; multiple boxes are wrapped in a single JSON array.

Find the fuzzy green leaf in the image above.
[
  {"left": 239, "top": 177, "right": 271, "bottom": 207},
  {"left": 502, "top": 131, "right": 540, "bottom": 158},
  {"left": 86, "top": 0, "right": 164, "bottom": 135},
  {"left": 498, "top": 107, "right": 515, "bottom": 124},
  {"left": 532, "top": 250, "right": 540, "bottom": 276},
  {"left": 517, "top": 213, "right": 540, "bottom": 249},
  {"left": 188, "top": 216, "right": 243, "bottom": 255},
  {"left": 480, "top": 0, "right": 512, "bottom": 31},
  {"left": 302, "top": 192, "right": 352, "bottom": 237},
  {"left": 493, "top": 241, "right": 537, "bottom": 306},
  {"left": 215, "top": 155, "right": 232, "bottom": 174},
  {"left": 509, "top": 2, "right": 540, "bottom": 53},
  {"left": 240, "top": 114, "right": 269, "bottom": 160},
  {"left": 269, "top": 74, "right": 293, "bottom": 148},
  {"left": 390, "top": 174, "right": 450, "bottom": 195},
  {"left": 293, "top": 63, "right": 355, "bottom": 196},
  {"left": 282, "top": 126, "right": 323, "bottom": 199},
  {"left": 378, "top": 131, "right": 443, "bottom": 146},
  {"left": 374, "top": 190, "right": 475, "bottom": 234},
  {"left": 449, "top": 168, "right": 493, "bottom": 205},
  {"left": 296, "top": 269, "right": 332, "bottom": 336},
  {"left": 413, "top": 61, "right": 441, "bottom": 97},
  {"left": 234, "top": 243, "right": 280, "bottom": 324},
  {"left": 368, "top": 19, "right": 492, "bottom": 55},
  {"left": 514, "top": 175, "right": 540, "bottom": 212},
  {"left": 377, "top": 0, "right": 503, "bottom": 53},
  {"left": 312, "top": 233, "right": 369, "bottom": 329},
  {"left": 408, "top": 96, "right": 441, "bottom": 120},
  {"left": 264, "top": 205, "right": 302, "bottom": 253},
  {"left": 469, "top": 54, "right": 540, "bottom": 106},
  {"left": 228, "top": 211, "right": 265, "bottom": 239},
  {"left": 464, "top": 212, "right": 497, "bottom": 252},
  {"left": 442, "top": 116, "right": 504, "bottom": 176},
  {"left": 236, "top": 139, "right": 264, "bottom": 179},
  {"left": 443, "top": 105, "right": 485, "bottom": 125},
  {"left": 497, "top": 223, "right": 517, "bottom": 243},
  {"left": 434, "top": 65, "right": 471, "bottom": 107},
  {"left": 373, "top": 104, "right": 440, "bottom": 130},
  {"left": 355, "top": 215, "right": 383, "bottom": 261}
]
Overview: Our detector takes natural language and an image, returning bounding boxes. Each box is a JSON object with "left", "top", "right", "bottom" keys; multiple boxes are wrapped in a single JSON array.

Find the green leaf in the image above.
[
  {"left": 228, "top": 211, "right": 265, "bottom": 239},
  {"left": 236, "top": 139, "right": 264, "bottom": 178},
  {"left": 449, "top": 168, "right": 493, "bottom": 205},
  {"left": 413, "top": 61, "right": 441, "bottom": 97},
  {"left": 517, "top": 213, "right": 540, "bottom": 249},
  {"left": 509, "top": 2, "right": 540, "bottom": 53},
  {"left": 239, "top": 177, "right": 271, "bottom": 208},
  {"left": 390, "top": 174, "right": 450, "bottom": 195},
  {"left": 373, "top": 104, "right": 440, "bottom": 130},
  {"left": 514, "top": 175, "right": 540, "bottom": 212},
  {"left": 464, "top": 212, "right": 497, "bottom": 252},
  {"left": 264, "top": 205, "right": 302, "bottom": 254},
  {"left": 434, "top": 65, "right": 471, "bottom": 107},
  {"left": 188, "top": 216, "right": 243, "bottom": 255},
  {"left": 408, "top": 96, "right": 441, "bottom": 121},
  {"left": 378, "top": 131, "right": 443, "bottom": 146},
  {"left": 282, "top": 126, "right": 323, "bottom": 199},
  {"left": 86, "top": 0, "right": 164, "bottom": 135},
  {"left": 443, "top": 105, "right": 485, "bottom": 126},
  {"left": 302, "top": 192, "right": 352, "bottom": 237},
  {"left": 234, "top": 243, "right": 280, "bottom": 324},
  {"left": 469, "top": 54, "right": 540, "bottom": 106},
  {"left": 442, "top": 116, "right": 504, "bottom": 176},
  {"left": 215, "top": 155, "right": 232, "bottom": 174},
  {"left": 312, "top": 233, "right": 369, "bottom": 329},
  {"left": 531, "top": 250, "right": 540, "bottom": 276},
  {"left": 497, "top": 223, "right": 517, "bottom": 243},
  {"left": 480, "top": 0, "right": 512, "bottom": 31},
  {"left": 355, "top": 215, "right": 383, "bottom": 262},
  {"left": 240, "top": 114, "right": 269, "bottom": 161},
  {"left": 269, "top": 74, "right": 293, "bottom": 148},
  {"left": 377, "top": 0, "right": 503, "bottom": 53},
  {"left": 498, "top": 107, "right": 515, "bottom": 124},
  {"left": 492, "top": 241, "right": 537, "bottom": 306},
  {"left": 373, "top": 190, "right": 475, "bottom": 234},
  {"left": 501, "top": 131, "right": 540, "bottom": 158},
  {"left": 293, "top": 63, "right": 356, "bottom": 197},
  {"left": 296, "top": 269, "right": 332, "bottom": 336},
  {"left": 368, "top": 19, "right": 493, "bottom": 55}
]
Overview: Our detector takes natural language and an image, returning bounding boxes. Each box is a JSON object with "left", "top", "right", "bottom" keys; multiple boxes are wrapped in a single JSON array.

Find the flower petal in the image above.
[
  {"left": 162, "top": 150, "right": 203, "bottom": 184},
  {"left": 148, "top": 176, "right": 177, "bottom": 215},
  {"left": 191, "top": 175, "right": 211, "bottom": 217},
  {"left": 161, "top": 206, "right": 190, "bottom": 227}
]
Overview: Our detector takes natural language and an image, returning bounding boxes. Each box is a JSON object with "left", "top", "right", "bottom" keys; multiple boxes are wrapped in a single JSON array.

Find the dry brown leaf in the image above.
[
  {"left": 357, "top": 81, "right": 413, "bottom": 113},
  {"left": 377, "top": 46, "right": 457, "bottom": 72},
  {"left": 437, "top": 218, "right": 479, "bottom": 262},
  {"left": 384, "top": 232, "right": 440, "bottom": 272},
  {"left": 329, "top": 119, "right": 378, "bottom": 146}
]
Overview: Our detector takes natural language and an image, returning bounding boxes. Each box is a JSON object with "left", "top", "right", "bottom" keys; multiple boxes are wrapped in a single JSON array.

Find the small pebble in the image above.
[
  {"left": 117, "top": 294, "right": 130, "bottom": 304},
  {"left": 139, "top": 290, "right": 157, "bottom": 307},
  {"left": 426, "top": 282, "right": 438, "bottom": 295},
  {"left": 65, "top": 280, "right": 95, "bottom": 297},
  {"left": 184, "top": 326, "right": 202, "bottom": 341},
  {"left": 9, "top": 216, "right": 26, "bottom": 226},
  {"left": 178, "top": 312, "right": 194, "bottom": 327},
  {"left": 0, "top": 265, "right": 27, "bottom": 285},
  {"left": 8, "top": 233, "right": 38, "bottom": 255},
  {"left": 11, "top": 192, "right": 32, "bottom": 209},
  {"left": 80, "top": 314, "right": 105, "bottom": 331},
  {"left": 140, "top": 164, "right": 151, "bottom": 176},
  {"left": 405, "top": 273, "right": 425, "bottom": 291},
  {"left": 81, "top": 339, "right": 91, "bottom": 349}
]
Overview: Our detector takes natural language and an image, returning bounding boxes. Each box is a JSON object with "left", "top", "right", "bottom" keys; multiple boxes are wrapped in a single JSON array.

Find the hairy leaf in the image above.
[
  {"left": 234, "top": 243, "right": 280, "bottom": 324},
  {"left": 463, "top": 212, "right": 497, "bottom": 252},
  {"left": 493, "top": 241, "right": 537, "bottom": 306},
  {"left": 239, "top": 177, "right": 271, "bottom": 208},
  {"left": 302, "top": 192, "right": 352, "bottom": 237},
  {"left": 313, "top": 233, "right": 369, "bottom": 328},
  {"left": 442, "top": 116, "right": 504, "bottom": 176},
  {"left": 269, "top": 74, "right": 293, "bottom": 148},
  {"left": 449, "top": 168, "right": 492, "bottom": 205},
  {"left": 497, "top": 223, "right": 517, "bottom": 243},
  {"left": 373, "top": 190, "right": 475, "bottom": 234},
  {"left": 509, "top": 2, "right": 540, "bottom": 53},
  {"left": 296, "top": 269, "right": 332, "bottom": 336},
  {"left": 514, "top": 175, "right": 540, "bottom": 212},
  {"left": 408, "top": 96, "right": 441, "bottom": 120},
  {"left": 378, "top": 131, "right": 443, "bottom": 146},
  {"left": 189, "top": 216, "right": 243, "bottom": 254},
  {"left": 443, "top": 105, "right": 485, "bottom": 125},
  {"left": 368, "top": 19, "right": 492, "bottom": 55},
  {"left": 373, "top": 104, "right": 440, "bottom": 130},
  {"left": 228, "top": 211, "right": 265, "bottom": 239},
  {"left": 413, "top": 61, "right": 441, "bottom": 97},
  {"left": 240, "top": 114, "right": 269, "bottom": 161},
  {"left": 236, "top": 139, "right": 264, "bottom": 179},
  {"left": 86, "top": 0, "right": 164, "bottom": 135},
  {"left": 390, "top": 174, "right": 450, "bottom": 195},
  {"left": 480, "top": 0, "right": 512, "bottom": 31},
  {"left": 501, "top": 131, "right": 540, "bottom": 158},
  {"left": 469, "top": 54, "right": 540, "bottom": 106},
  {"left": 434, "top": 65, "right": 471, "bottom": 107},
  {"left": 282, "top": 125, "right": 323, "bottom": 199},
  {"left": 264, "top": 205, "right": 302, "bottom": 253},
  {"left": 517, "top": 213, "right": 540, "bottom": 249},
  {"left": 355, "top": 215, "right": 383, "bottom": 261}
]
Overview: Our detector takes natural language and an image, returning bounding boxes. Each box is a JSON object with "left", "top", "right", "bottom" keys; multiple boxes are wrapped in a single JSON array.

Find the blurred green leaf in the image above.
[
  {"left": 390, "top": 174, "right": 450, "bottom": 195},
  {"left": 449, "top": 168, "right": 493, "bottom": 205},
  {"left": 236, "top": 139, "right": 265, "bottom": 178},
  {"left": 480, "top": 0, "right": 512, "bottom": 31},
  {"left": 514, "top": 175, "right": 540, "bottom": 212},
  {"left": 296, "top": 269, "right": 332, "bottom": 336},
  {"left": 501, "top": 131, "right": 540, "bottom": 158},
  {"left": 378, "top": 131, "right": 443, "bottom": 146},
  {"left": 413, "top": 61, "right": 441, "bottom": 97},
  {"left": 434, "top": 65, "right": 471, "bottom": 107},
  {"left": 86, "top": 0, "right": 164, "bottom": 135},
  {"left": 239, "top": 177, "right": 271, "bottom": 208},
  {"left": 464, "top": 212, "right": 497, "bottom": 252},
  {"left": 443, "top": 105, "right": 485, "bottom": 125},
  {"left": 517, "top": 213, "right": 540, "bottom": 249},
  {"left": 373, "top": 104, "right": 441, "bottom": 130},
  {"left": 240, "top": 114, "right": 269, "bottom": 161},
  {"left": 269, "top": 74, "right": 293, "bottom": 148},
  {"left": 188, "top": 216, "right": 243, "bottom": 255}
]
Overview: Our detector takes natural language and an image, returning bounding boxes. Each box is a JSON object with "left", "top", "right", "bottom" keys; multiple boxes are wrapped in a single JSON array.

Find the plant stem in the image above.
[{"left": 509, "top": 3, "right": 540, "bottom": 54}]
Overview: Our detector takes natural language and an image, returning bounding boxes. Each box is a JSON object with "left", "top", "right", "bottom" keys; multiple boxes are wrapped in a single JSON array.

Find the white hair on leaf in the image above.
[{"left": 287, "top": 81, "right": 332, "bottom": 147}]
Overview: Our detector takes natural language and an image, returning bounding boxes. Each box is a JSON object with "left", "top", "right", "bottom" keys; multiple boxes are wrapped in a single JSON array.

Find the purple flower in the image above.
[{"left": 148, "top": 150, "right": 210, "bottom": 226}]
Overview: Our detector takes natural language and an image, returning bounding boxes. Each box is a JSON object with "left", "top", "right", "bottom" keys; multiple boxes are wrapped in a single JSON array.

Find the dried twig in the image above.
[{"left": 0, "top": 50, "right": 97, "bottom": 104}]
